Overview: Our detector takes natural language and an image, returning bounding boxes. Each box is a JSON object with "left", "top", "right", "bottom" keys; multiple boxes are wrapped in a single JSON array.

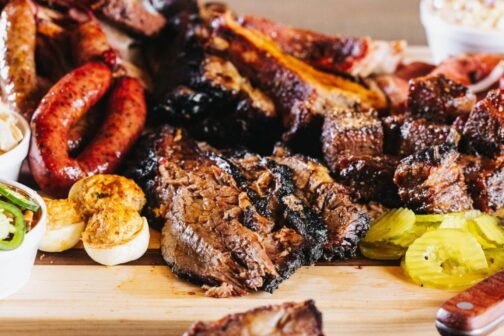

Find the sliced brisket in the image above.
[
  {"left": 272, "top": 145, "right": 371, "bottom": 259},
  {"left": 127, "top": 126, "right": 306, "bottom": 297},
  {"left": 184, "top": 300, "right": 324, "bottom": 336}
]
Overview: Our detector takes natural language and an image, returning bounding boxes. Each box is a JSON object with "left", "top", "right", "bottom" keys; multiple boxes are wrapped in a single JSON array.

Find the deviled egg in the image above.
[
  {"left": 39, "top": 198, "right": 85, "bottom": 253},
  {"left": 82, "top": 204, "right": 149, "bottom": 266},
  {"left": 69, "top": 174, "right": 146, "bottom": 219}
]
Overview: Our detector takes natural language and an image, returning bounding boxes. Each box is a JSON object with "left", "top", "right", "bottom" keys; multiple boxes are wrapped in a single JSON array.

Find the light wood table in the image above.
[{"left": 0, "top": 228, "right": 475, "bottom": 336}]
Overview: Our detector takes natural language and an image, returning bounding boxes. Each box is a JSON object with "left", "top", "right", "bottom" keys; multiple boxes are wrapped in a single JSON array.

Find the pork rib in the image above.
[{"left": 213, "top": 13, "right": 387, "bottom": 143}]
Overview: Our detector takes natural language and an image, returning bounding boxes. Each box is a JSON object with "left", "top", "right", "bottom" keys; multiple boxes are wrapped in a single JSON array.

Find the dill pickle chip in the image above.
[
  {"left": 485, "top": 248, "right": 504, "bottom": 275},
  {"left": 360, "top": 241, "right": 406, "bottom": 260},
  {"left": 439, "top": 215, "right": 469, "bottom": 229},
  {"left": 472, "top": 215, "right": 504, "bottom": 247},
  {"left": 363, "top": 208, "right": 415, "bottom": 244},
  {"left": 415, "top": 211, "right": 481, "bottom": 224},
  {"left": 390, "top": 222, "right": 431, "bottom": 247},
  {"left": 468, "top": 220, "right": 498, "bottom": 249},
  {"left": 404, "top": 229, "right": 488, "bottom": 290},
  {"left": 414, "top": 214, "right": 446, "bottom": 223}
]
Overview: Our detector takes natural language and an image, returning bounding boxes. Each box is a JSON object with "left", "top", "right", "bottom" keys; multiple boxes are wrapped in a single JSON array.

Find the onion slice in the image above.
[{"left": 468, "top": 60, "right": 504, "bottom": 93}]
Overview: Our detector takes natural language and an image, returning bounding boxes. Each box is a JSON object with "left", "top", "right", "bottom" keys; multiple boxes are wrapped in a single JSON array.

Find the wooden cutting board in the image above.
[
  {"left": 1, "top": 228, "right": 502, "bottom": 336},
  {"left": 1, "top": 47, "right": 502, "bottom": 336}
]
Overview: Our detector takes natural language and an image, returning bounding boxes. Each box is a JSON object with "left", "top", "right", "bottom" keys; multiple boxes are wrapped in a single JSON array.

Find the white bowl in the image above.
[
  {"left": 420, "top": 0, "right": 504, "bottom": 63},
  {"left": 0, "top": 112, "right": 31, "bottom": 181},
  {"left": 0, "top": 178, "right": 46, "bottom": 300}
]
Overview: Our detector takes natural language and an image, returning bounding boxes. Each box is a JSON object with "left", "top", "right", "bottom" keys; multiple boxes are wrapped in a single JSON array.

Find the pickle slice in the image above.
[
  {"left": 439, "top": 215, "right": 469, "bottom": 230},
  {"left": 390, "top": 222, "right": 432, "bottom": 247},
  {"left": 472, "top": 215, "right": 504, "bottom": 248},
  {"left": 363, "top": 208, "right": 415, "bottom": 243},
  {"left": 415, "top": 214, "right": 446, "bottom": 223},
  {"left": 485, "top": 248, "right": 504, "bottom": 275},
  {"left": 360, "top": 241, "right": 406, "bottom": 260},
  {"left": 415, "top": 211, "right": 481, "bottom": 224},
  {"left": 404, "top": 229, "right": 488, "bottom": 289}
]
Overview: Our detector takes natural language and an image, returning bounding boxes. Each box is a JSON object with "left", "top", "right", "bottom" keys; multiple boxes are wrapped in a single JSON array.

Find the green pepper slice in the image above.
[
  {"left": 0, "top": 183, "right": 39, "bottom": 212},
  {"left": 0, "top": 200, "right": 26, "bottom": 251}
]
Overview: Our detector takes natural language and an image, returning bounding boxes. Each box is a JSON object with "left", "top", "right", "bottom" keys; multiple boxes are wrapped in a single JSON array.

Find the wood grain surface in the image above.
[{"left": 0, "top": 265, "right": 465, "bottom": 336}]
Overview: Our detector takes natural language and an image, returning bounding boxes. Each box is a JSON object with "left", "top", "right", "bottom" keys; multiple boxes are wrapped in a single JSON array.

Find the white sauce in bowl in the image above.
[
  {"left": 0, "top": 104, "right": 23, "bottom": 155},
  {"left": 427, "top": 0, "right": 504, "bottom": 31}
]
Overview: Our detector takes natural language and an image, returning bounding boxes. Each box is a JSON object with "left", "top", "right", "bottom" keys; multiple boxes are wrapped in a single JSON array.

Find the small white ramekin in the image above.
[
  {"left": 420, "top": 0, "right": 504, "bottom": 63},
  {"left": 0, "top": 111, "right": 31, "bottom": 181},
  {"left": 0, "top": 178, "right": 46, "bottom": 300}
]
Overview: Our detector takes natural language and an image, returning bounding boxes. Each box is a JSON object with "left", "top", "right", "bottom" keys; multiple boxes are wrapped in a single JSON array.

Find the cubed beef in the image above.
[
  {"left": 331, "top": 153, "right": 401, "bottom": 207},
  {"left": 398, "top": 118, "right": 460, "bottom": 156},
  {"left": 462, "top": 155, "right": 504, "bottom": 213},
  {"left": 382, "top": 114, "right": 405, "bottom": 154},
  {"left": 322, "top": 108, "right": 384, "bottom": 161},
  {"left": 393, "top": 145, "right": 473, "bottom": 213},
  {"left": 407, "top": 74, "right": 476, "bottom": 123},
  {"left": 463, "top": 89, "right": 504, "bottom": 157}
]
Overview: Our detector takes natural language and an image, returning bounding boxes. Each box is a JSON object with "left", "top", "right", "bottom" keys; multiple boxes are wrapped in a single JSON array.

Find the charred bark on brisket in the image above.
[
  {"left": 152, "top": 6, "right": 281, "bottom": 152},
  {"left": 397, "top": 118, "right": 460, "bottom": 156},
  {"left": 462, "top": 155, "right": 504, "bottom": 214},
  {"left": 209, "top": 152, "right": 328, "bottom": 265},
  {"left": 127, "top": 126, "right": 310, "bottom": 296},
  {"left": 321, "top": 108, "right": 384, "bottom": 158},
  {"left": 394, "top": 145, "right": 474, "bottom": 213},
  {"left": 462, "top": 89, "right": 504, "bottom": 158},
  {"left": 331, "top": 153, "right": 401, "bottom": 208},
  {"left": 407, "top": 74, "right": 476, "bottom": 123},
  {"left": 272, "top": 145, "right": 372, "bottom": 259}
]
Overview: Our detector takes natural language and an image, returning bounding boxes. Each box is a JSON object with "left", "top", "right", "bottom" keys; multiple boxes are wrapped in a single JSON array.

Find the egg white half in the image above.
[
  {"left": 39, "top": 221, "right": 85, "bottom": 253},
  {"left": 83, "top": 217, "right": 150, "bottom": 266}
]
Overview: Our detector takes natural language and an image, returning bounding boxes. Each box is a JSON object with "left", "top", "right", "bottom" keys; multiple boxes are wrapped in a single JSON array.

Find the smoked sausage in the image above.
[
  {"left": 29, "top": 62, "right": 146, "bottom": 197},
  {"left": 0, "top": 0, "right": 39, "bottom": 119}
]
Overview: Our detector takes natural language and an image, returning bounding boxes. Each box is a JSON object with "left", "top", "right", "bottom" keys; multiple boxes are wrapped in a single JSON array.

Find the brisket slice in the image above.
[
  {"left": 272, "top": 145, "right": 371, "bottom": 260},
  {"left": 183, "top": 300, "right": 324, "bottom": 336},
  {"left": 463, "top": 89, "right": 504, "bottom": 158},
  {"left": 394, "top": 145, "right": 474, "bottom": 214},
  {"left": 407, "top": 74, "right": 476, "bottom": 123},
  {"left": 127, "top": 126, "right": 306, "bottom": 297},
  {"left": 212, "top": 14, "right": 387, "bottom": 143},
  {"left": 211, "top": 152, "right": 327, "bottom": 264}
]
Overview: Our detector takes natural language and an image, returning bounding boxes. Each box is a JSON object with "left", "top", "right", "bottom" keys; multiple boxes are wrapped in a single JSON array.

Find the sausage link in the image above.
[
  {"left": 29, "top": 62, "right": 113, "bottom": 197},
  {"left": 0, "top": 0, "right": 38, "bottom": 119},
  {"left": 71, "top": 19, "right": 118, "bottom": 68},
  {"left": 78, "top": 76, "right": 146, "bottom": 174}
]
